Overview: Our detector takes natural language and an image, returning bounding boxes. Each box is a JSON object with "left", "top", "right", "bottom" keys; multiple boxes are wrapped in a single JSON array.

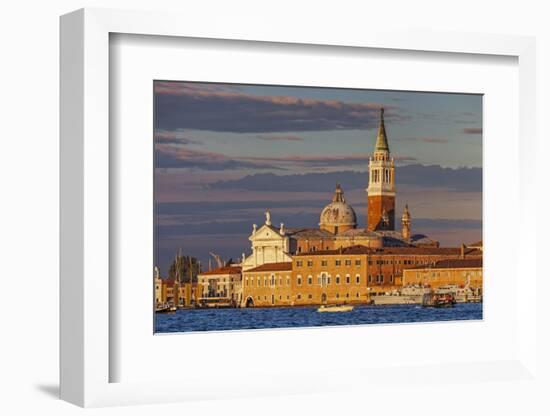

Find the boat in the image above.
[
  {"left": 371, "top": 285, "right": 432, "bottom": 305},
  {"left": 422, "top": 292, "right": 456, "bottom": 308},
  {"left": 317, "top": 304, "right": 354, "bottom": 313},
  {"left": 155, "top": 303, "right": 177, "bottom": 313}
]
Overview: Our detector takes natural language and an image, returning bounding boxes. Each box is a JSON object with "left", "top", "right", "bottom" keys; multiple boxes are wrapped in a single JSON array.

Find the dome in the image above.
[{"left": 319, "top": 184, "right": 357, "bottom": 231}]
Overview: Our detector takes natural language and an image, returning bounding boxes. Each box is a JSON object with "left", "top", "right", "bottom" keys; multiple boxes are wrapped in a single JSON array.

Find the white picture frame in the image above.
[{"left": 60, "top": 8, "right": 538, "bottom": 408}]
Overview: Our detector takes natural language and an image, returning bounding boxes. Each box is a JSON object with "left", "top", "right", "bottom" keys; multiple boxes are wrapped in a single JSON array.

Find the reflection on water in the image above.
[{"left": 155, "top": 303, "right": 482, "bottom": 333}]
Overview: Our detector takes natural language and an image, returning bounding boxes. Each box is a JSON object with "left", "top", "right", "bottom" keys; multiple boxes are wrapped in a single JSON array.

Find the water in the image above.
[{"left": 155, "top": 303, "right": 482, "bottom": 333}]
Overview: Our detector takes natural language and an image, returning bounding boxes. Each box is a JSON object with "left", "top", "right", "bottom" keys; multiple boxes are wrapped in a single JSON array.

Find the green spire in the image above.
[{"left": 374, "top": 107, "right": 390, "bottom": 153}]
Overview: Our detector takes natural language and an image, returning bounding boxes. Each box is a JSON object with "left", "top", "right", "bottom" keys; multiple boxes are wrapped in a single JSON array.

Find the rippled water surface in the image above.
[{"left": 155, "top": 303, "right": 482, "bottom": 333}]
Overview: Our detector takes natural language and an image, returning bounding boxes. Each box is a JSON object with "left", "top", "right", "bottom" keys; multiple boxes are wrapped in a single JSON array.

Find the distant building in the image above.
[
  {"left": 197, "top": 266, "right": 242, "bottom": 303},
  {"left": 242, "top": 262, "right": 293, "bottom": 307},
  {"left": 154, "top": 267, "right": 163, "bottom": 308},
  {"left": 402, "top": 257, "right": 483, "bottom": 291},
  {"left": 154, "top": 268, "right": 203, "bottom": 309}
]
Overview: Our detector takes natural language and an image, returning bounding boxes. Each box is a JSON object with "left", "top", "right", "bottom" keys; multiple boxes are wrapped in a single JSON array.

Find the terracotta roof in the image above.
[
  {"left": 295, "top": 244, "right": 482, "bottom": 257},
  {"left": 160, "top": 279, "right": 200, "bottom": 287},
  {"left": 287, "top": 227, "right": 381, "bottom": 239},
  {"left": 244, "top": 262, "right": 293, "bottom": 272},
  {"left": 373, "top": 247, "right": 464, "bottom": 255},
  {"left": 286, "top": 228, "right": 334, "bottom": 238},
  {"left": 339, "top": 228, "right": 380, "bottom": 238},
  {"left": 294, "top": 245, "right": 369, "bottom": 256},
  {"left": 199, "top": 266, "right": 242, "bottom": 276},
  {"left": 408, "top": 258, "right": 482, "bottom": 270}
]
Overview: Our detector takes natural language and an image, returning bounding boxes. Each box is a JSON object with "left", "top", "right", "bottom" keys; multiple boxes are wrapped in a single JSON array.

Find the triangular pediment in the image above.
[{"left": 249, "top": 224, "right": 284, "bottom": 242}]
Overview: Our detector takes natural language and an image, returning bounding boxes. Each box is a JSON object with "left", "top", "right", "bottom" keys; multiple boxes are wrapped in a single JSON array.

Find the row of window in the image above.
[
  {"left": 296, "top": 293, "right": 361, "bottom": 300},
  {"left": 295, "top": 258, "right": 433, "bottom": 267},
  {"left": 244, "top": 275, "right": 291, "bottom": 287},
  {"left": 371, "top": 168, "right": 392, "bottom": 184},
  {"left": 296, "top": 274, "right": 361, "bottom": 285},
  {"left": 414, "top": 270, "right": 482, "bottom": 278},
  {"left": 367, "top": 274, "right": 395, "bottom": 284},
  {"left": 369, "top": 259, "right": 428, "bottom": 266},
  {"left": 252, "top": 293, "right": 363, "bottom": 301},
  {"left": 244, "top": 273, "right": 396, "bottom": 287},
  {"left": 296, "top": 259, "right": 362, "bottom": 267}
]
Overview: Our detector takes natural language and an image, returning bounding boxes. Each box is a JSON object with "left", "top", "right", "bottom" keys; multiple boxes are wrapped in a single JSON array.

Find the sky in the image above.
[{"left": 154, "top": 81, "right": 482, "bottom": 275}]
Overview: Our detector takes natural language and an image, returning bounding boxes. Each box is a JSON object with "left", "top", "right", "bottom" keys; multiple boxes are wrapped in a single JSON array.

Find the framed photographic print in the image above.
[
  {"left": 60, "top": 8, "right": 538, "bottom": 408},
  {"left": 152, "top": 81, "right": 484, "bottom": 334}
]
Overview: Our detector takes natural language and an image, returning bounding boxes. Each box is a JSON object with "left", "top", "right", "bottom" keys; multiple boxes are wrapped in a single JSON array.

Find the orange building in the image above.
[
  {"left": 242, "top": 262, "right": 293, "bottom": 307},
  {"left": 240, "top": 245, "right": 481, "bottom": 307},
  {"left": 292, "top": 248, "right": 370, "bottom": 306},
  {"left": 402, "top": 258, "right": 483, "bottom": 290},
  {"left": 156, "top": 278, "right": 202, "bottom": 308}
]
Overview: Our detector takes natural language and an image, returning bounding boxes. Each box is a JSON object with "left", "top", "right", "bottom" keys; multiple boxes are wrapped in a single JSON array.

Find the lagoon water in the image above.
[{"left": 155, "top": 303, "right": 482, "bottom": 333}]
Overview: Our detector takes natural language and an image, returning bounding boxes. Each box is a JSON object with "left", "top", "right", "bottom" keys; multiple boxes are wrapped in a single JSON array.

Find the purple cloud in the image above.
[
  {"left": 155, "top": 145, "right": 285, "bottom": 171},
  {"left": 398, "top": 137, "right": 449, "bottom": 144},
  {"left": 208, "top": 165, "right": 482, "bottom": 193},
  {"left": 240, "top": 153, "right": 416, "bottom": 168},
  {"left": 154, "top": 81, "right": 403, "bottom": 133},
  {"left": 462, "top": 127, "right": 482, "bottom": 135},
  {"left": 154, "top": 129, "right": 203, "bottom": 145},
  {"left": 420, "top": 137, "right": 448, "bottom": 143},
  {"left": 256, "top": 134, "right": 304, "bottom": 142}
]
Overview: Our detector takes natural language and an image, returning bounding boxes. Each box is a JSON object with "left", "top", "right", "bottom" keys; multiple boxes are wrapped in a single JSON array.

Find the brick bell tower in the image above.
[{"left": 367, "top": 108, "right": 396, "bottom": 231}]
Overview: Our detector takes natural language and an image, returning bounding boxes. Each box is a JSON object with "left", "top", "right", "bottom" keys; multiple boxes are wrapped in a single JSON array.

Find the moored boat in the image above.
[
  {"left": 422, "top": 292, "right": 456, "bottom": 308},
  {"left": 155, "top": 304, "right": 177, "bottom": 313},
  {"left": 317, "top": 304, "right": 354, "bottom": 313}
]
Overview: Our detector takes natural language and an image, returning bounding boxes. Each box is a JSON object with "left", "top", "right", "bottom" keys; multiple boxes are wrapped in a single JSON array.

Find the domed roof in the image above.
[{"left": 319, "top": 184, "right": 357, "bottom": 227}]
